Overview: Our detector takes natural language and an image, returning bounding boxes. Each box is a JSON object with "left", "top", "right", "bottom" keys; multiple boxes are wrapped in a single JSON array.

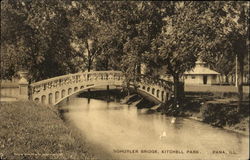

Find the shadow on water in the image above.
[{"left": 78, "top": 89, "right": 127, "bottom": 102}]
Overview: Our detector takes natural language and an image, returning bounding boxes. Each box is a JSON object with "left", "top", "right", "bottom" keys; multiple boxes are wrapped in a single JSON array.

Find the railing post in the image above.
[{"left": 18, "top": 71, "right": 29, "bottom": 100}]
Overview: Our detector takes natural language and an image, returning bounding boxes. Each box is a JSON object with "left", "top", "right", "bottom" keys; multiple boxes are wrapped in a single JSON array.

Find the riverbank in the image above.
[
  {"left": 0, "top": 101, "right": 94, "bottom": 160},
  {"left": 180, "top": 92, "right": 249, "bottom": 136}
]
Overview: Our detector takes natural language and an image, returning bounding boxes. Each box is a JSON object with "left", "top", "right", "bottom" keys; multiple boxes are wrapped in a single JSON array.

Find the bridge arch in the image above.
[
  {"left": 142, "top": 86, "right": 146, "bottom": 90},
  {"left": 34, "top": 98, "right": 39, "bottom": 103},
  {"left": 30, "top": 71, "right": 173, "bottom": 105},
  {"left": 152, "top": 88, "right": 155, "bottom": 95},
  {"left": 48, "top": 93, "right": 53, "bottom": 104},
  {"left": 55, "top": 91, "right": 60, "bottom": 102},
  {"left": 147, "top": 87, "right": 150, "bottom": 92},
  {"left": 68, "top": 88, "right": 72, "bottom": 95},
  {"left": 61, "top": 89, "right": 66, "bottom": 98},
  {"left": 41, "top": 95, "right": 46, "bottom": 104},
  {"left": 74, "top": 87, "right": 78, "bottom": 92}
]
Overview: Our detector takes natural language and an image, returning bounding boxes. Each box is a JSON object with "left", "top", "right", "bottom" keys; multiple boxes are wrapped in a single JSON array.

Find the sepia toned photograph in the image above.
[{"left": 0, "top": 1, "right": 249, "bottom": 160}]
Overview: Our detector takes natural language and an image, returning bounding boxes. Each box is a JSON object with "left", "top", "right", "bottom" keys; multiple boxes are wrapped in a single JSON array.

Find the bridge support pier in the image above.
[
  {"left": 18, "top": 71, "right": 29, "bottom": 100},
  {"left": 106, "top": 85, "right": 110, "bottom": 102},
  {"left": 66, "top": 97, "right": 69, "bottom": 104},
  {"left": 87, "top": 88, "right": 91, "bottom": 100}
]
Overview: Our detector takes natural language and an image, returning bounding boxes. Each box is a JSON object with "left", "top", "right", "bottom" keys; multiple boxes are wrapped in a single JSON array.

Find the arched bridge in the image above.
[{"left": 30, "top": 71, "right": 173, "bottom": 105}]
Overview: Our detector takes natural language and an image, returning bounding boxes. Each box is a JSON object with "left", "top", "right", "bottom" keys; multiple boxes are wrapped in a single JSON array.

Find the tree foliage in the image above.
[
  {"left": 198, "top": 1, "right": 249, "bottom": 104},
  {"left": 147, "top": 2, "right": 205, "bottom": 104},
  {"left": 1, "top": 1, "right": 248, "bottom": 106},
  {"left": 1, "top": 0, "right": 76, "bottom": 81}
]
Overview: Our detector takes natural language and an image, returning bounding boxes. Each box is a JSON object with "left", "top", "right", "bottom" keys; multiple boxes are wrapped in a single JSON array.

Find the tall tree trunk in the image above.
[
  {"left": 173, "top": 74, "right": 183, "bottom": 106},
  {"left": 235, "top": 38, "right": 246, "bottom": 108},
  {"left": 88, "top": 58, "right": 92, "bottom": 72},
  {"left": 106, "top": 58, "right": 109, "bottom": 70},
  {"left": 85, "top": 41, "right": 91, "bottom": 93},
  {"left": 136, "top": 63, "right": 141, "bottom": 75},
  {"left": 238, "top": 52, "right": 244, "bottom": 107},
  {"left": 126, "top": 81, "right": 130, "bottom": 96},
  {"left": 225, "top": 74, "right": 229, "bottom": 84},
  {"left": 135, "top": 63, "right": 141, "bottom": 84},
  {"left": 231, "top": 74, "right": 234, "bottom": 85},
  {"left": 85, "top": 40, "right": 92, "bottom": 72},
  {"left": 218, "top": 75, "right": 222, "bottom": 85}
]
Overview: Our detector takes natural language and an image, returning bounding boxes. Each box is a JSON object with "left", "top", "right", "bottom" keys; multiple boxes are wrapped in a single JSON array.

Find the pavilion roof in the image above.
[{"left": 184, "top": 65, "right": 220, "bottom": 75}]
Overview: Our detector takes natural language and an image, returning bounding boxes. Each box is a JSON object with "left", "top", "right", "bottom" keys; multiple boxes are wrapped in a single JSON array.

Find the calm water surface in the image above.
[{"left": 61, "top": 97, "right": 249, "bottom": 160}]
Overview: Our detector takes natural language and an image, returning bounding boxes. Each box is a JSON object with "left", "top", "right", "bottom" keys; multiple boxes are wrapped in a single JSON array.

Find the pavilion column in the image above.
[{"left": 18, "top": 71, "right": 29, "bottom": 100}]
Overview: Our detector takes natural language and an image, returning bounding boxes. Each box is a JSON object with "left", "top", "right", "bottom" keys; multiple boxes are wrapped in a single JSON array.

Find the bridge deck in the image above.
[{"left": 28, "top": 71, "right": 173, "bottom": 105}]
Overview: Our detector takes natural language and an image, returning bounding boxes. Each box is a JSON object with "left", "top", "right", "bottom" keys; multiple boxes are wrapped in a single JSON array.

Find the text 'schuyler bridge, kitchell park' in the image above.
[{"left": 0, "top": 1, "right": 249, "bottom": 160}]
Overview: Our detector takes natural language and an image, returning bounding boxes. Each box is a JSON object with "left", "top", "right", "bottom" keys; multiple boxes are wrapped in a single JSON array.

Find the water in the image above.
[{"left": 61, "top": 97, "right": 249, "bottom": 160}]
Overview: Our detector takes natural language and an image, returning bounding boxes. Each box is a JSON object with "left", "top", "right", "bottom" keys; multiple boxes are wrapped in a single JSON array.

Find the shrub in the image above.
[{"left": 201, "top": 103, "right": 240, "bottom": 127}]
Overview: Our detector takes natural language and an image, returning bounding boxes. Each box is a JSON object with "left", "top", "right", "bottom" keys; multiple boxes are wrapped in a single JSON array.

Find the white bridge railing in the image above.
[{"left": 30, "top": 71, "right": 173, "bottom": 105}]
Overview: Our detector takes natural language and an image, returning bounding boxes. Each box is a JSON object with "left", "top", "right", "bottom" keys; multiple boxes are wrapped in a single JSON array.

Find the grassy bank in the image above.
[
  {"left": 0, "top": 101, "right": 94, "bottom": 160},
  {"left": 181, "top": 92, "right": 249, "bottom": 136}
]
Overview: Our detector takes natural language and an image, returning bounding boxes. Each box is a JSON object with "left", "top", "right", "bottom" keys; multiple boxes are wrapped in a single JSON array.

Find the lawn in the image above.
[
  {"left": 0, "top": 101, "right": 95, "bottom": 160},
  {"left": 185, "top": 85, "right": 249, "bottom": 93}
]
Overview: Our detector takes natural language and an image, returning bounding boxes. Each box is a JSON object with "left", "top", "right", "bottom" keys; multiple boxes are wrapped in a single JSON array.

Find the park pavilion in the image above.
[{"left": 184, "top": 60, "right": 220, "bottom": 85}]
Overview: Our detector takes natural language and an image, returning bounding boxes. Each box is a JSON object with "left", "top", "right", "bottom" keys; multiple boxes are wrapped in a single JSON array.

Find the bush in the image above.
[{"left": 201, "top": 103, "right": 241, "bottom": 127}]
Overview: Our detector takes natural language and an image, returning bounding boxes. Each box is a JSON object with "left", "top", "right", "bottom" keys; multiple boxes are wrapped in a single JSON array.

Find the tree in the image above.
[
  {"left": 68, "top": 1, "right": 103, "bottom": 72},
  {"left": 199, "top": 1, "right": 249, "bottom": 106},
  {"left": 202, "top": 48, "right": 235, "bottom": 84},
  {"left": 148, "top": 2, "right": 204, "bottom": 106},
  {"left": 1, "top": 0, "right": 76, "bottom": 81},
  {"left": 93, "top": 2, "right": 166, "bottom": 84},
  {"left": 1, "top": 0, "right": 34, "bottom": 79},
  {"left": 94, "top": 23, "right": 124, "bottom": 71}
]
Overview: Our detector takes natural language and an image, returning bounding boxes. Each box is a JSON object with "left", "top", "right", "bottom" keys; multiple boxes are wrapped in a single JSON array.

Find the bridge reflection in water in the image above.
[{"left": 30, "top": 71, "right": 173, "bottom": 105}]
